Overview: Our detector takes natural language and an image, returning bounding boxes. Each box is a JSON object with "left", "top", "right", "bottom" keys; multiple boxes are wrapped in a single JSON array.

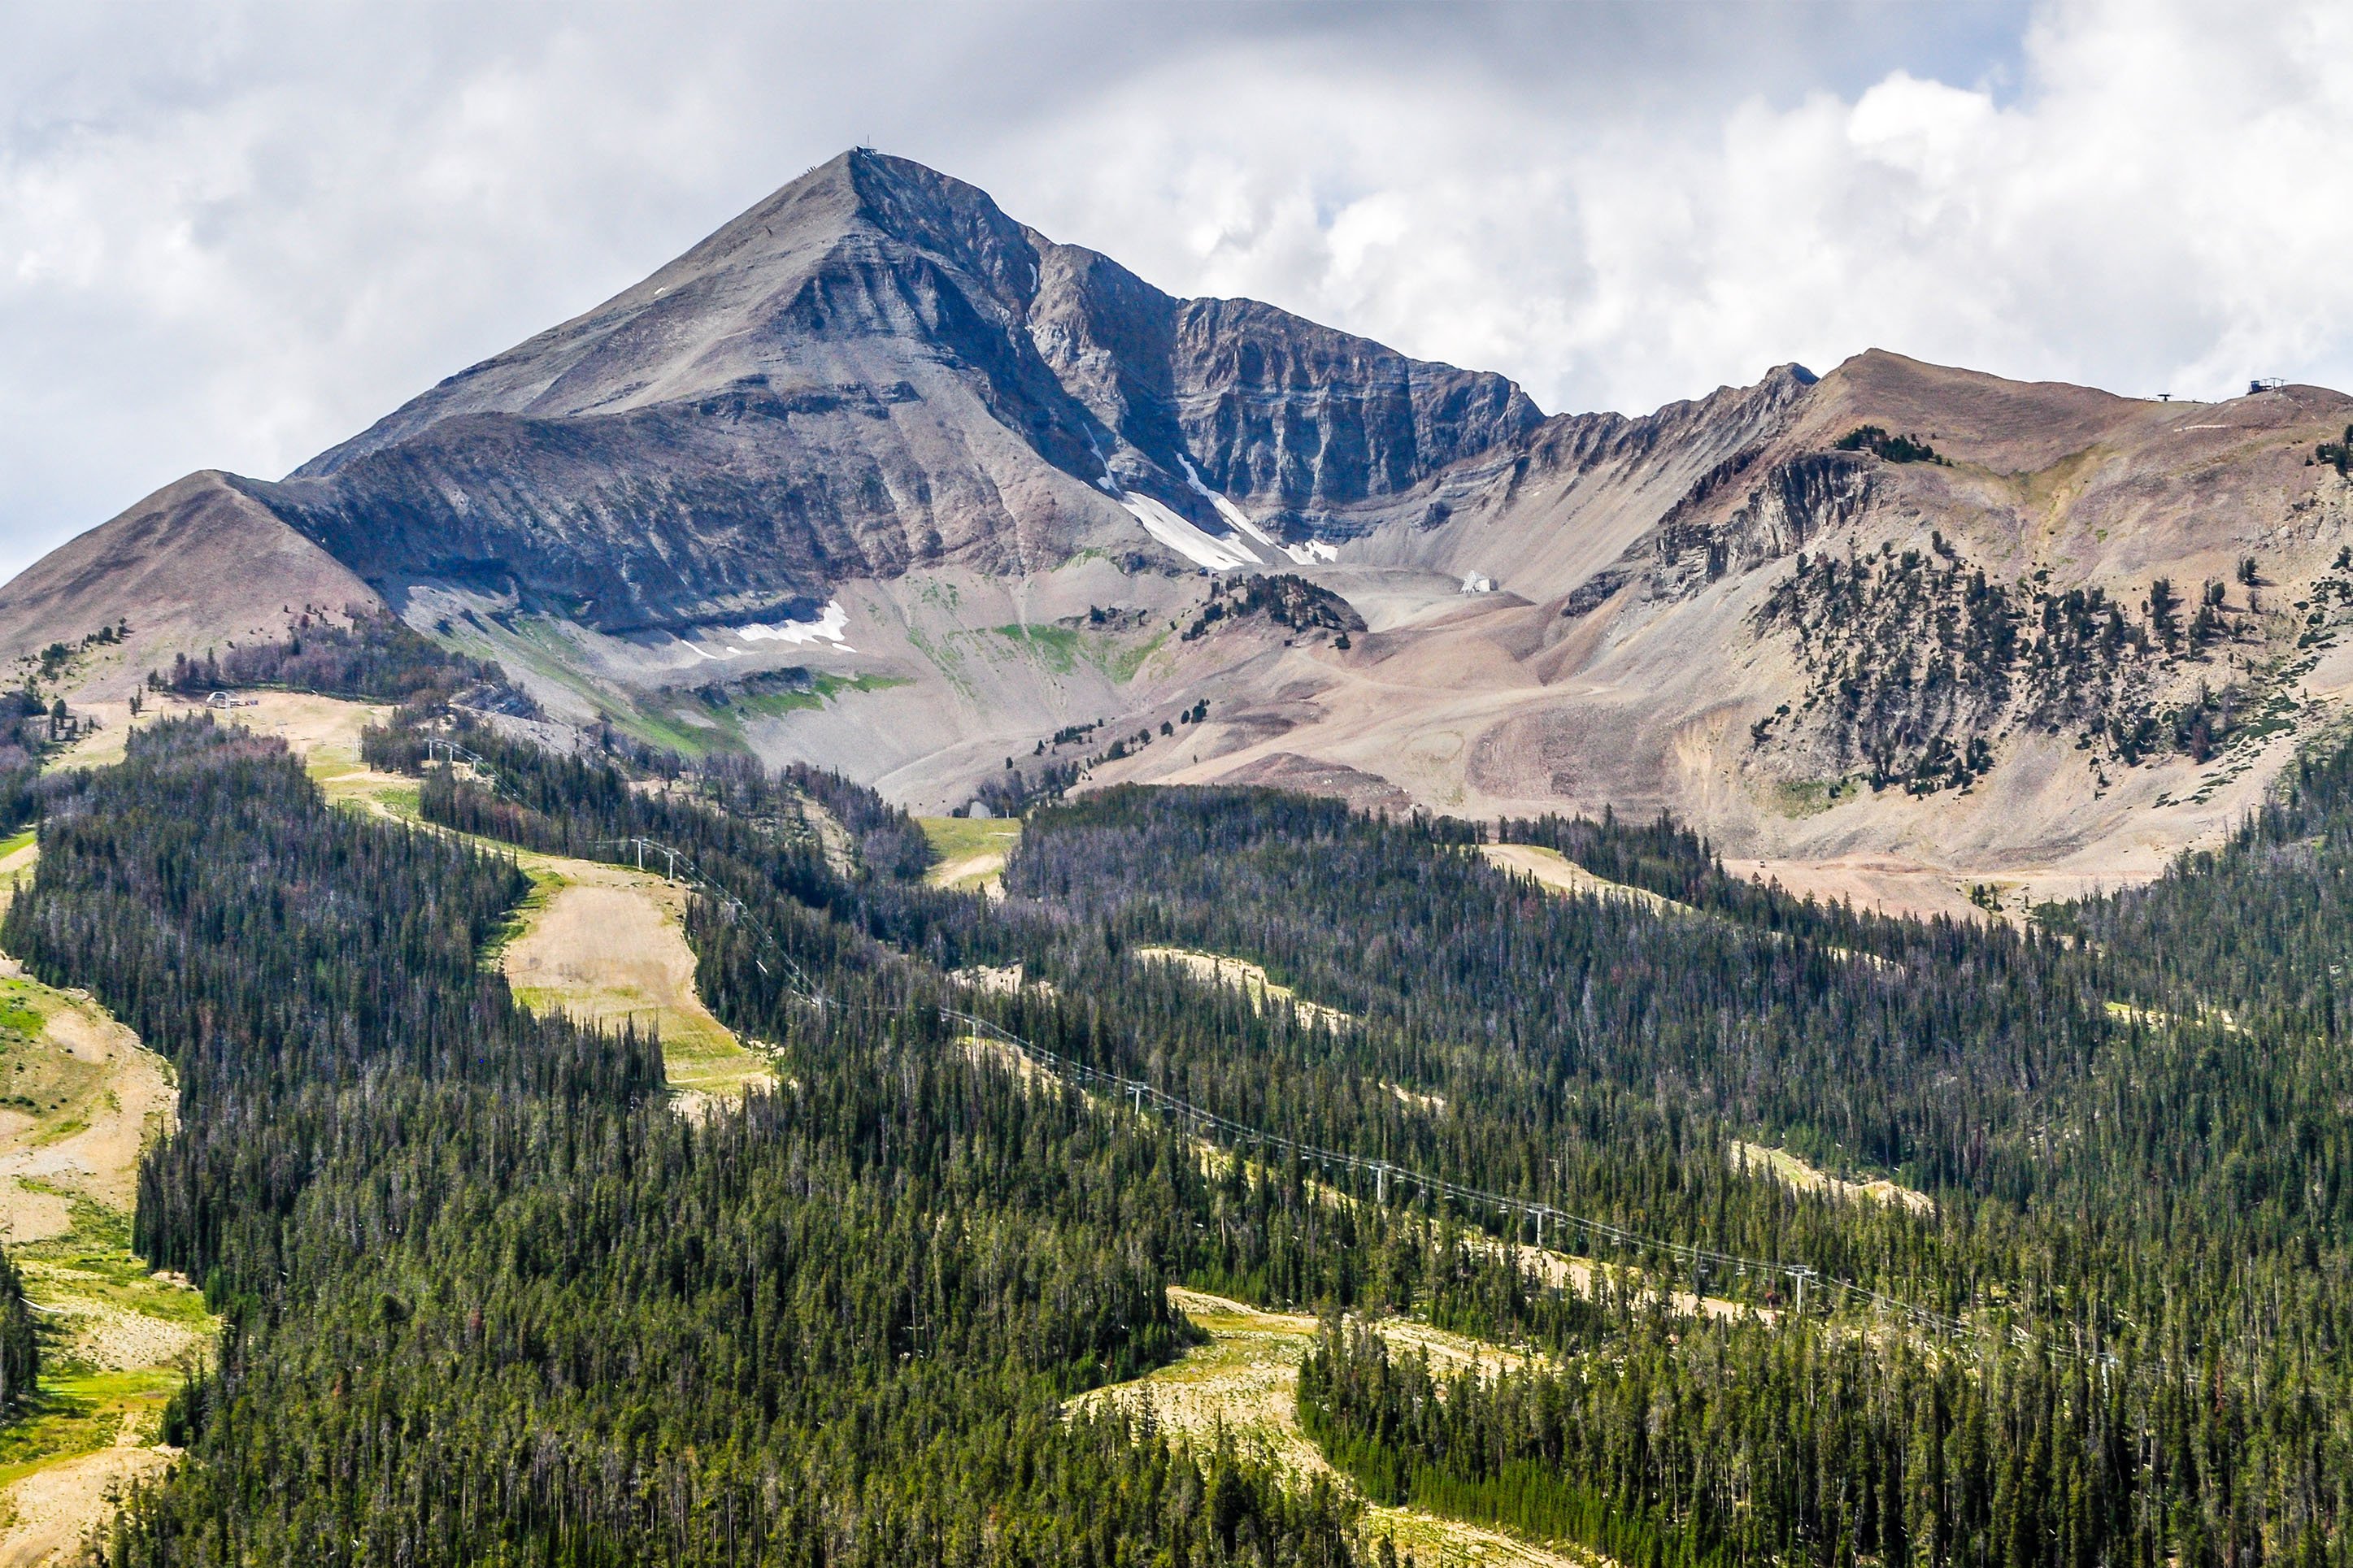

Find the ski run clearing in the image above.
[
  {"left": 1136, "top": 947, "right": 1354, "bottom": 1029},
  {"left": 1733, "top": 1141, "right": 1936, "bottom": 1217},
  {"left": 0, "top": 962, "right": 213, "bottom": 1567},
  {"left": 1485, "top": 844, "right": 1899, "bottom": 973},
  {"left": 920, "top": 815, "right": 1022, "bottom": 896},
  {"left": 1475, "top": 844, "right": 1686, "bottom": 916},
  {"left": 1073, "top": 1288, "right": 1597, "bottom": 1568},
  {"left": 498, "top": 854, "right": 775, "bottom": 1114},
  {"left": 49, "top": 690, "right": 398, "bottom": 793},
  {"left": 175, "top": 693, "right": 781, "bottom": 1113}
]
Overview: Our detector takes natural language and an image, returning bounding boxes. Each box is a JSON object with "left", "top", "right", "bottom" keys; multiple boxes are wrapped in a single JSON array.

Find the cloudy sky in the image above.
[{"left": 2, "top": 0, "right": 2347, "bottom": 579}]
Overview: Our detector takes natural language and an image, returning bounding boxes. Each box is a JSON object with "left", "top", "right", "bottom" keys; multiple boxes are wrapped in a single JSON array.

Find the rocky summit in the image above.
[
  {"left": 11, "top": 149, "right": 2353, "bottom": 917},
  {"left": 269, "top": 150, "right": 1540, "bottom": 633}
]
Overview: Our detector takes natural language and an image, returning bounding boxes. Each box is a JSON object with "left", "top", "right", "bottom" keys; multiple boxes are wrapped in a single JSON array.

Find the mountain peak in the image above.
[
  {"left": 291, "top": 148, "right": 1069, "bottom": 489},
  {"left": 280, "top": 145, "right": 1545, "bottom": 620},
  {"left": 10, "top": 150, "right": 2350, "bottom": 914},
  {"left": 666, "top": 148, "right": 1040, "bottom": 308}
]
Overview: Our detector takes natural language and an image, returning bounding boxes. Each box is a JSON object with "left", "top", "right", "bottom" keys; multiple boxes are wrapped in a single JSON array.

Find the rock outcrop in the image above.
[{"left": 244, "top": 151, "right": 1542, "bottom": 633}]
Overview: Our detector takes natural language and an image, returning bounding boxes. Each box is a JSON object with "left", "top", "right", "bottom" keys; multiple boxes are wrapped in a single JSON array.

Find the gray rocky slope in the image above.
[
  {"left": 267, "top": 150, "right": 1542, "bottom": 632},
  {"left": 13, "top": 150, "right": 2353, "bottom": 917}
]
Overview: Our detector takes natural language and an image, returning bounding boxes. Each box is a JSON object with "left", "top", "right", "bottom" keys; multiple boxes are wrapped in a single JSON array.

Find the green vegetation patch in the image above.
[
  {"left": 0, "top": 988, "right": 49, "bottom": 1040},
  {"left": 1103, "top": 629, "right": 1168, "bottom": 683},
  {"left": 1834, "top": 423, "right": 1945, "bottom": 463},
  {"left": 723, "top": 671, "right": 910, "bottom": 719},
  {"left": 984, "top": 620, "right": 1168, "bottom": 684},
  {"left": 992, "top": 623, "right": 1085, "bottom": 674},
  {"left": 1766, "top": 778, "right": 1842, "bottom": 819},
  {"left": 0, "top": 1376, "right": 128, "bottom": 1483},
  {"left": 919, "top": 815, "right": 1024, "bottom": 863}
]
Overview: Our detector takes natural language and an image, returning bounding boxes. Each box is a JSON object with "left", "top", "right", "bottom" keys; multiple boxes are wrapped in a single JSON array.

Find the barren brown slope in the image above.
[
  {"left": 0, "top": 471, "right": 381, "bottom": 700},
  {"left": 1074, "top": 353, "right": 2353, "bottom": 915},
  {"left": 682, "top": 337, "right": 2353, "bottom": 926}
]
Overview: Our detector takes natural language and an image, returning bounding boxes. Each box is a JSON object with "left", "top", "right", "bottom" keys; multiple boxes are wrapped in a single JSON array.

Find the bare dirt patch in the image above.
[
  {"left": 50, "top": 1301, "right": 198, "bottom": 1377},
  {"left": 1733, "top": 1142, "right": 1934, "bottom": 1216},
  {"left": 0, "top": 1188, "right": 68, "bottom": 1249},
  {"left": 1072, "top": 1288, "right": 1331, "bottom": 1480},
  {"left": 1385, "top": 1083, "right": 1446, "bottom": 1114},
  {"left": 0, "top": 967, "right": 210, "bottom": 1566},
  {"left": 1075, "top": 1288, "right": 1592, "bottom": 1568},
  {"left": 500, "top": 856, "right": 772, "bottom": 1104},
  {"left": 1477, "top": 843, "right": 1688, "bottom": 916},
  {"left": 0, "top": 1436, "right": 174, "bottom": 1568},
  {"left": 955, "top": 1030, "right": 1054, "bottom": 1092},
  {"left": 950, "top": 963, "right": 1036, "bottom": 997},
  {"left": 1136, "top": 947, "right": 1353, "bottom": 1029},
  {"left": 0, "top": 977, "right": 172, "bottom": 1239}
]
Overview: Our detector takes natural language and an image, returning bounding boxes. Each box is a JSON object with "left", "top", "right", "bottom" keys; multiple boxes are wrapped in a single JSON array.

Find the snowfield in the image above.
[{"left": 735, "top": 598, "right": 855, "bottom": 650}]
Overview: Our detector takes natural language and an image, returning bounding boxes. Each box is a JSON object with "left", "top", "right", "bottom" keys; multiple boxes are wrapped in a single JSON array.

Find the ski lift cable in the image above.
[{"left": 420, "top": 754, "right": 2060, "bottom": 1360}]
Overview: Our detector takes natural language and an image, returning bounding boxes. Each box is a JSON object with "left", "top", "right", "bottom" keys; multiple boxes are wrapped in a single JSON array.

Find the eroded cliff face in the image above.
[
  {"left": 251, "top": 150, "right": 1547, "bottom": 633},
  {"left": 1168, "top": 297, "right": 1544, "bottom": 531}
]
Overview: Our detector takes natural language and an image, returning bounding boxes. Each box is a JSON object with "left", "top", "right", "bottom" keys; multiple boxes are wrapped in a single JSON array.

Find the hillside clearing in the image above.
[
  {"left": 47, "top": 692, "right": 767, "bottom": 1113},
  {"left": 1486, "top": 845, "right": 1900, "bottom": 971},
  {"left": 47, "top": 691, "right": 389, "bottom": 781},
  {"left": 1477, "top": 844, "right": 1687, "bottom": 915},
  {"left": 920, "top": 815, "right": 1020, "bottom": 894},
  {"left": 0, "top": 966, "right": 211, "bottom": 1566},
  {"left": 1136, "top": 947, "right": 1354, "bottom": 1028},
  {"left": 232, "top": 710, "right": 779, "bottom": 1111},
  {"left": 498, "top": 855, "right": 773, "bottom": 1110},
  {"left": 1074, "top": 1288, "right": 1591, "bottom": 1568},
  {"left": 0, "top": 840, "right": 33, "bottom": 916},
  {"left": 1733, "top": 1142, "right": 1936, "bottom": 1216}
]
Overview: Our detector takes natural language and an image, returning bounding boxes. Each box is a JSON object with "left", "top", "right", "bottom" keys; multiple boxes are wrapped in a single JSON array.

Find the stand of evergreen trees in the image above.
[
  {"left": 20, "top": 719, "right": 1370, "bottom": 1566},
  {"left": 1298, "top": 1305, "right": 2338, "bottom": 1568},
  {"left": 7, "top": 705, "right": 2347, "bottom": 1566},
  {"left": 152, "top": 610, "right": 510, "bottom": 707},
  {"left": 394, "top": 732, "right": 2353, "bottom": 1566},
  {"left": 1755, "top": 543, "right": 2260, "bottom": 787},
  {"left": 994, "top": 785, "right": 2353, "bottom": 1568},
  {"left": 0, "top": 1250, "right": 37, "bottom": 1418}
]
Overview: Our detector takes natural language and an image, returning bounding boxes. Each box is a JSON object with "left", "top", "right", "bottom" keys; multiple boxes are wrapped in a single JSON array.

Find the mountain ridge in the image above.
[
  {"left": 266, "top": 150, "right": 1545, "bottom": 636},
  {"left": 11, "top": 150, "right": 2353, "bottom": 916}
]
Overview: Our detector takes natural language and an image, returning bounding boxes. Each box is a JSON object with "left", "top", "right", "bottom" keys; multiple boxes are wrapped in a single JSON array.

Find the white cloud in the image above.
[
  {"left": 3, "top": 0, "right": 2351, "bottom": 584},
  {"left": 1004, "top": 0, "right": 2353, "bottom": 426}
]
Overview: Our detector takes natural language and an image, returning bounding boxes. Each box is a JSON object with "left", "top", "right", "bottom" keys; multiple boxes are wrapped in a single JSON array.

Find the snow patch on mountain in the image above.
[
  {"left": 736, "top": 599, "right": 855, "bottom": 651},
  {"left": 1117, "top": 491, "right": 1260, "bottom": 571},
  {"left": 1176, "top": 454, "right": 1337, "bottom": 566}
]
